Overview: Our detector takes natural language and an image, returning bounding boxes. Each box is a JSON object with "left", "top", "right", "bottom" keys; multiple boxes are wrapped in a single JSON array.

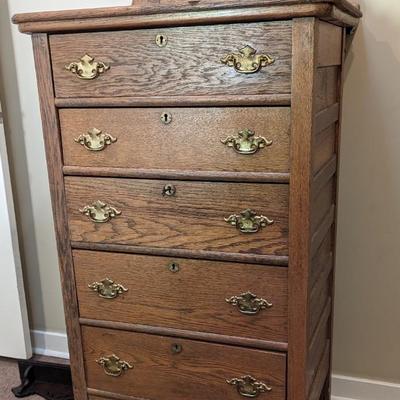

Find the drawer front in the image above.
[
  {"left": 83, "top": 326, "right": 287, "bottom": 400},
  {"left": 60, "top": 107, "right": 290, "bottom": 174},
  {"left": 75, "top": 250, "right": 288, "bottom": 342},
  {"left": 50, "top": 22, "right": 292, "bottom": 98},
  {"left": 65, "top": 178, "right": 289, "bottom": 256}
]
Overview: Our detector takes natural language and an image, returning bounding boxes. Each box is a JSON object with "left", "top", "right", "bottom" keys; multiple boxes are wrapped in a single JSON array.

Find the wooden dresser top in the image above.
[{"left": 13, "top": 0, "right": 361, "bottom": 34}]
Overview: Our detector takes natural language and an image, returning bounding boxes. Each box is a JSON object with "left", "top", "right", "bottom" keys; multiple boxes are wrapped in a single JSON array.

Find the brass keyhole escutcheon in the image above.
[
  {"left": 168, "top": 262, "right": 180, "bottom": 273},
  {"left": 156, "top": 34, "right": 168, "bottom": 47},
  {"left": 161, "top": 112, "right": 172, "bottom": 125},
  {"left": 171, "top": 344, "right": 182, "bottom": 354},
  {"left": 162, "top": 184, "right": 176, "bottom": 197}
]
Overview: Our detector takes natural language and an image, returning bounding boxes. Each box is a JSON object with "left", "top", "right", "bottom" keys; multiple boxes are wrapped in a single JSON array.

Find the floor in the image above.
[{"left": 0, "top": 358, "right": 42, "bottom": 400}]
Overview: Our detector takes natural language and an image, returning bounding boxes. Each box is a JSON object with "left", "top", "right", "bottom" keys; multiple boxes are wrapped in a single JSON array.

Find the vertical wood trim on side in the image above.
[
  {"left": 321, "top": 26, "right": 347, "bottom": 400},
  {"left": 288, "top": 17, "right": 317, "bottom": 400},
  {"left": 31, "top": 34, "right": 87, "bottom": 400}
]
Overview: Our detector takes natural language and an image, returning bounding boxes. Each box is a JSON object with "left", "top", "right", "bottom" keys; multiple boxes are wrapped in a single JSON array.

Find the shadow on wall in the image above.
[
  {"left": 0, "top": 0, "right": 50, "bottom": 332},
  {"left": 333, "top": 0, "right": 400, "bottom": 383}
]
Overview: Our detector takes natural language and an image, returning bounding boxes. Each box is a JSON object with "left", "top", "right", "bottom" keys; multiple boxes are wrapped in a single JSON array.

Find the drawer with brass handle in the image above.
[
  {"left": 59, "top": 107, "right": 290, "bottom": 174},
  {"left": 50, "top": 21, "right": 292, "bottom": 99},
  {"left": 65, "top": 177, "right": 288, "bottom": 256},
  {"left": 82, "top": 326, "right": 286, "bottom": 400},
  {"left": 74, "top": 250, "right": 288, "bottom": 342}
]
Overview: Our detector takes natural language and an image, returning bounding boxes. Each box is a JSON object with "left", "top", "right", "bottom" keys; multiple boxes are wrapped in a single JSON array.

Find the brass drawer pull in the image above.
[
  {"left": 221, "top": 129, "right": 272, "bottom": 155},
  {"left": 88, "top": 278, "right": 128, "bottom": 299},
  {"left": 65, "top": 54, "right": 110, "bottom": 80},
  {"left": 96, "top": 354, "right": 133, "bottom": 377},
  {"left": 79, "top": 200, "right": 121, "bottom": 223},
  {"left": 225, "top": 209, "right": 274, "bottom": 233},
  {"left": 227, "top": 375, "right": 272, "bottom": 398},
  {"left": 75, "top": 128, "right": 117, "bottom": 151},
  {"left": 221, "top": 45, "right": 275, "bottom": 74},
  {"left": 226, "top": 292, "right": 272, "bottom": 315}
]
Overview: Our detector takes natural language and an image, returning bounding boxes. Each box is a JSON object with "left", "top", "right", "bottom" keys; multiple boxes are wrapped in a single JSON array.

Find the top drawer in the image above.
[{"left": 49, "top": 22, "right": 292, "bottom": 99}]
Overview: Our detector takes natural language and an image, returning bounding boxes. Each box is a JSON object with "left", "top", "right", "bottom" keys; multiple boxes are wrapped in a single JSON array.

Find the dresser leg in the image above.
[{"left": 319, "top": 379, "right": 332, "bottom": 400}]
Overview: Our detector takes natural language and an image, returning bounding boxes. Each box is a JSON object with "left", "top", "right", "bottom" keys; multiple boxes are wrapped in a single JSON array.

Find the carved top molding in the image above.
[{"left": 13, "top": 1, "right": 361, "bottom": 34}]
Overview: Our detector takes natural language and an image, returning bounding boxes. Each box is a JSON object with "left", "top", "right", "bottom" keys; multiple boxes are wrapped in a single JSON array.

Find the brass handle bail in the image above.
[
  {"left": 96, "top": 354, "right": 133, "bottom": 377},
  {"left": 224, "top": 209, "right": 274, "bottom": 234},
  {"left": 79, "top": 200, "right": 121, "bottom": 223},
  {"left": 221, "top": 45, "right": 275, "bottom": 74},
  {"left": 227, "top": 375, "right": 272, "bottom": 398},
  {"left": 226, "top": 292, "right": 272, "bottom": 315},
  {"left": 66, "top": 54, "right": 110, "bottom": 80}
]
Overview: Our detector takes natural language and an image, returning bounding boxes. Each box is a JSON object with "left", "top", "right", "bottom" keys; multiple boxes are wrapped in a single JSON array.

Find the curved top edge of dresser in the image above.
[{"left": 12, "top": 1, "right": 361, "bottom": 33}]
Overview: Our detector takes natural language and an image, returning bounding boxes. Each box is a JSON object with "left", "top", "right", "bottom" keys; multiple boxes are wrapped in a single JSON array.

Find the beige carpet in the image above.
[{"left": 0, "top": 358, "right": 42, "bottom": 399}]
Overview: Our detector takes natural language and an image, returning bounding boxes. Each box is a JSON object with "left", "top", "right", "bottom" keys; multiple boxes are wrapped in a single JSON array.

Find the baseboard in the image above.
[
  {"left": 31, "top": 330, "right": 69, "bottom": 359},
  {"left": 332, "top": 374, "right": 400, "bottom": 400}
]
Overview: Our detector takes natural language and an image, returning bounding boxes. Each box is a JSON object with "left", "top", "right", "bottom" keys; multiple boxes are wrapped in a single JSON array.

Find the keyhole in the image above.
[
  {"left": 168, "top": 262, "right": 180, "bottom": 273},
  {"left": 156, "top": 34, "right": 168, "bottom": 48},
  {"left": 162, "top": 184, "right": 176, "bottom": 197},
  {"left": 161, "top": 112, "right": 172, "bottom": 125},
  {"left": 171, "top": 343, "right": 182, "bottom": 354}
]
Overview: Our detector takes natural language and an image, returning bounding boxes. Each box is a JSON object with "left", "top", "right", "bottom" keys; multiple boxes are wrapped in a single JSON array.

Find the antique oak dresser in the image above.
[{"left": 13, "top": 1, "right": 361, "bottom": 399}]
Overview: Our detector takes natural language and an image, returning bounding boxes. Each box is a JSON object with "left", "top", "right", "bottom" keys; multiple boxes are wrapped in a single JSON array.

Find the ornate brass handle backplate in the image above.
[
  {"left": 65, "top": 54, "right": 110, "bottom": 80},
  {"left": 96, "top": 354, "right": 133, "bottom": 377},
  {"left": 226, "top": 292, "right": 273, "bottom": 315},
  {"left": 88, "top": 278, "right": 128, "bottom": 299},
  {"left": 225, "top": 209, "right": 274, "bottom": 233},
  {"left": 227, "top": 375, "right": 272, "bottom": 398},
  {"left": 75, "top": 128, "right": 117, "bottom": 151},
  {"left": 79, "top": 200, "right": 121, "bottom": 223},
  {"left": 221, "top": 45, "right": 275, "bottom": 74},
  {"left": 221, "top": 129, "right": 272, "bottom": 155}
]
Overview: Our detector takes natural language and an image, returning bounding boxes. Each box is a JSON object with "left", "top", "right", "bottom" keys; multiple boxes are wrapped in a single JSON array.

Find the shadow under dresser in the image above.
[{"left": 12, "top": 1, "right": 362, "bottom": 399}]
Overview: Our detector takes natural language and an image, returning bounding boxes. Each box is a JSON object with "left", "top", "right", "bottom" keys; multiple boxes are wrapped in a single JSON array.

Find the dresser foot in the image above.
[{"left": 11, "top": 356, "right": 73, "bottom": 400}]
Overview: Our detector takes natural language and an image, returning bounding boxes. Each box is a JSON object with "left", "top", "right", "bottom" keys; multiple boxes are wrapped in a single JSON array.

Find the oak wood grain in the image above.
[
  {"left": 50, "top": 22, "right": 292, "bottom": 99},
  {"left": 316, "top": 21, "right": 343, "bottom": 67},
  {"left": 13, "top": 4, "right": 360, "bottom": 34},
  {"left": 63, "top": 167, "right": 290, "bottom": 184},
  {"left": 287, "top": 18, "right": 316, "bottom": 400},
  {"left": 315, "top": 67, "right": 339, "bottom": 113},
  {"left": 31, "top": 34, "right": 87, "bottom": 400},
  {"left": 60, "top": 107, "right": 291, "bottom": 174},
  {"left": 80, "top": 317, "right": 288, "bottom": 352},
  {"left": 71, "top": 241, "right": 289, "bottom": 267},
  {"left": 65, "top": 178, "right": 289, "bottom": 256},
  {"left": 82, "top": 326, "right": 287, "bottom": 400},
  {"left": 55, "top": 94, "right": 291, "bottom": 108},
  {"left": 12, "top": 1, "right": 362, "bottom": 24},
  {"left": 74, "top": 250, "right": 288, "bottom": 342}
]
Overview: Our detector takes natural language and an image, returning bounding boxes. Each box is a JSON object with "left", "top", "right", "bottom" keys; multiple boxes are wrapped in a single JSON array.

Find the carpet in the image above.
[{"left": 0, "top": 358, "right": 42, "bottom": 399}]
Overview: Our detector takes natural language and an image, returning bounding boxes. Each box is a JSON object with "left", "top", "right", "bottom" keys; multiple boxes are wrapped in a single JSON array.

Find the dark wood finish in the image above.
[
  {"left": 80, "top": 318, "right": 288, "bottom": 352},
  {"left": 71, "top": 241, "right": 289, "bottom": 266},
  {"left": 74, "top": 250, "right": 288, "bottom": 342},
  {"left": 60, "top": 107, "right": 291, "bottom": 174},
  {"left": 65, "top": 178, "right": 289, "bottom": 256},
  {"left": 50, "top": 23, "right": 292, "bottom": 99},
  {"left": 31, "top": 34, "right": 87, "bottom": 400},
  {"left": 13, "top": 3, "right": 360, "bottom": 34},
  {"left": 82, "top": 326, "right": 287, "bottom": 400}
]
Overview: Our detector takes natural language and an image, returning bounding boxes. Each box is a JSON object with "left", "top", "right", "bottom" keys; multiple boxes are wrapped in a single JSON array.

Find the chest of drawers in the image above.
[{"left": 13, "top": 1, "right": 361, "bottom": 400}]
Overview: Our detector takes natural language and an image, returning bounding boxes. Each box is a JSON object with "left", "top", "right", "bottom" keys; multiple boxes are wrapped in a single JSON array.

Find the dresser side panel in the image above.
[{"left": 31, "top": 33, "right": 87, "bottom": 399}]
